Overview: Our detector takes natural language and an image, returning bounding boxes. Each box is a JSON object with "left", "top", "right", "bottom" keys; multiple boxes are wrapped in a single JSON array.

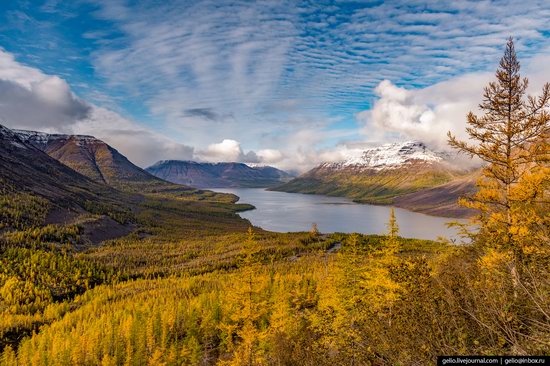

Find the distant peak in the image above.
[
  {"left": 147, "top": 160, "right": 289, "bottom": 174},
  {"left": 151, "top": 160, "right": 254, "bottom": 167},
  {"left": 323, "top": 141, "right": 446, "bottom": 171}
]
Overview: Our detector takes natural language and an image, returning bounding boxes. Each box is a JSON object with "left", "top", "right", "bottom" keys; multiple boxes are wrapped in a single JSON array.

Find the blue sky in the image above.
[{"left": 2, "top": 0, "right": 550, "bottom": 169}]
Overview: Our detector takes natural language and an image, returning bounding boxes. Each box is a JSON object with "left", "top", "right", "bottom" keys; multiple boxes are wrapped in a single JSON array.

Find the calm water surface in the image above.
[{"left": 213, "top": 188, "right": 467, "bottom": 241}]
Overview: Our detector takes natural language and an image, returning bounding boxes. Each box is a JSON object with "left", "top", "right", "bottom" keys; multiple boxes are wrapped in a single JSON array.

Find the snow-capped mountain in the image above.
[
  {"left": 14, "top": 130, "right": 98, "bottom": 149},
  {"left": 273, "top": 140, "right": 475, "bottom": 218},
  {"left": 322, "top": 141, "right": 448, "bottom": 171}
]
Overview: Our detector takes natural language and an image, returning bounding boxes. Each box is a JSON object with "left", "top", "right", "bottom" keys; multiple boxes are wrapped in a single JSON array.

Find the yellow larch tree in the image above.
[
  {"left": 221, "top": 227, "right": 267, "bottom": 366},
  {"left": 362, "top": 209, "right": 401, "bottom": 316},
  {"left": 448, "top": 37, "right": 550, "bottom": 351},
  {"left": 381, "top": 208, "right": 400, "bottom": 256},
  {"left": 448, "top": 37, "right": 550, "bottom": 264}
]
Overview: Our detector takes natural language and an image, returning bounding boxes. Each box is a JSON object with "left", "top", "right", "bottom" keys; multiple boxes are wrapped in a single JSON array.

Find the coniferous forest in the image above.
[{"left": 0, "top": 36, "right": 549, "bottom": 366}]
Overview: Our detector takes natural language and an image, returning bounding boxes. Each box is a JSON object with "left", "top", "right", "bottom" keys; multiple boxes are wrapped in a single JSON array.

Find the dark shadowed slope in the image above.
[
  {"left": 1, "top": 125, "right": 119, "bottom": 205},
  {"left": 14, "top": 129, "right": 178, "bottom": 192},
  {"left": 393, "top": 173, "right": 478, "bottom": 218}
]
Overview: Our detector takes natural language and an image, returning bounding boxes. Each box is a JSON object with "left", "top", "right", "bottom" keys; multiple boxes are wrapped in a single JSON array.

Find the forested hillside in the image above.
[{"left": 0, "top": 39, "right": 548, "bottom": 365}]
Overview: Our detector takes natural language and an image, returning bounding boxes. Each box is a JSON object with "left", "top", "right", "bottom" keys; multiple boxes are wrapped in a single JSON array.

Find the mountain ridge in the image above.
[
  {"left": 0, "top": 124, "right": 129, "bottom": 221},
  {"left": 13, "top": 129, "right": 173, "bottom": 191},
  {"left": 0, "top": 123, "right": 250, "bottom": 241},
  {"left": 146, "top": 160, "right": 293, "bottom": 188},
  {"left": 273, "top": 141, "right": 477, "bottom": 218}
]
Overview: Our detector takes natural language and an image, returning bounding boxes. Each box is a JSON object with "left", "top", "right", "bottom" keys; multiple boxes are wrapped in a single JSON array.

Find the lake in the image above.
[{"left": 213, "top": 188, "right": 468, "bottom": 241}]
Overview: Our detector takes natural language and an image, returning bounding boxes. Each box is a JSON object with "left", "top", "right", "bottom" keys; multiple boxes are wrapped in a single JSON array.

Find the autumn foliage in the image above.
[{"left": 0, "top": 39, "right": 548, "bottom": 365}]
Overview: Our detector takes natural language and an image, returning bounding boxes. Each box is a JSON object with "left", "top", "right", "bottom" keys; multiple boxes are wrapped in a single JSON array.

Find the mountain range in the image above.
[
  {"left": 273, "top": 141, "right": 477, "bottom": 218},
  {"left": 0, "top": 124, "right": 245, "bottom": 243},
  {"left": 146, "top": 160, "right": 293, "bottom": 188},
  {"left": 1, "top": 123, "right": 476, "bottom": 220}
]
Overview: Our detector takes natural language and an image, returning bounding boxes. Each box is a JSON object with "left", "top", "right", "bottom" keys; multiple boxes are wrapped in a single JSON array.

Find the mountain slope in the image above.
[
  {"left": 14, "top": 129, "right": 170, "bottom": 192},
  {"left": 273, "top": 141, "right": 476, "bottom": 217},
  {"left": 0, "top": 124, "right": 251, "bottom": 240},
  {"left": 393, "top": 173, "right": 478, "bottom": 217},
  {"left": 1, "top": 125, "right": 119, "bottom": 204},
  {"left": 0, "top": 124, "right": 140, "bottom": 236},
  {"left": 146, "top": 160, "right": 292, "bottom": 188}
]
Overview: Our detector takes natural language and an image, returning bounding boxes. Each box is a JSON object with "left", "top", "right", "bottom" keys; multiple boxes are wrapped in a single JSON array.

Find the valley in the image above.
[
  {"left": 0, "top": 31, "right": 549, "bottom": 365},
  {"left": 0, "top": 124, "right": 459, "bottom": 363},
  {"left": 216, "top": 187, "right": 465, "bottom": 240}
]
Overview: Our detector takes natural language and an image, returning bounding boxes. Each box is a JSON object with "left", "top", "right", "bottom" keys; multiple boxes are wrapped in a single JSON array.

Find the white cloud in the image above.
[
  {"left": 0, "top": 50, "right": 46, "bottom": 88},
  {"left": 32, "top": 76, "right": 74, "bottom": 106},
  {"left": 196, "top": 139, "right": 286, "bottom": 166},
  {"left": 359, "top": 51, "right": 550, "bottom": 152},
  {"left": 257, "top": 149, "right": 284, "bottom": 164},
  {"left": 357, "top": 77, "right": 485, "bottom": 149},
  {"left": 0, "top": 49, "right": 194, "bottom": 168},
  {"left": 362, "top": 80, "right": 437, "bottom": 143},
  {"left": 0, "top": 50, "right": 91, "bottom": 131},
  {"left": 198, "top": 139, "right": 244, "bottom": 162}
]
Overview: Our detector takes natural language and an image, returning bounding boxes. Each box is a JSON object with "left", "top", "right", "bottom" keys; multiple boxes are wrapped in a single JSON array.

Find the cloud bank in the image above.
[
  {"left": 358, "top": 52, "right": 550, "bottom": 151},
  {"left": 4, "top": 0, "right": 550, "bottom": 172},
  {"left": 0, "top": 49, "right": 194, "bottom": 167},
  {"left": 0, "top": 49, "right": 287, "bottom": 168},
  {"left": 0, "top": 51, "right": 90, "bottom": 131},
  {"left": 358, "top": 75, "right": 491, "bottom": 150}
]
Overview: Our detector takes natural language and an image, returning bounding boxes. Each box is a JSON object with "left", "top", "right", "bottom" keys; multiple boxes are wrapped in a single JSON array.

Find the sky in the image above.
[{"left": 1, "top": 0, "right": 550, "bottom": 171}]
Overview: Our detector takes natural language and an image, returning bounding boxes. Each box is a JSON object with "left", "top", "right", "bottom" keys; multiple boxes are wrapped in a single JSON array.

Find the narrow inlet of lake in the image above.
[{"left": 213, "top": 188, "right": 468, "bottom": 241}]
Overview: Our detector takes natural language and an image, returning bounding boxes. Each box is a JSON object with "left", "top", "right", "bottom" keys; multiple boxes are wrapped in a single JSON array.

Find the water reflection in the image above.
[{"left": 214, "top": 188, "right": 468, "bottom": 241}]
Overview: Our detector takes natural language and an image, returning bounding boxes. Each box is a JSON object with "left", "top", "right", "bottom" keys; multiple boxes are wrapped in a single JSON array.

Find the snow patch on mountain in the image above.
[
  {"left": 322, "top": 141, "right": 447, "bottom": 171},
  {"left": 14, "top": 129, "right": 99, "bottom": 147},
  {"left": 244, "top": 162, "right": 268, "bottom": 168},
  {"left": 0, "top": 124, "right": 29, "bottom": 149}
]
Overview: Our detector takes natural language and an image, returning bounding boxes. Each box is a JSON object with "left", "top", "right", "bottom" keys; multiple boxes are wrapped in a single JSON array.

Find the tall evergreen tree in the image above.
[
  {"left": 382, "top": 208, "right": 400, "bottom": 256},
  {"left": 224, "top": 227, "right": 265, "bottom": 366},
  {"left": 448, "top": 37, "right": 550, "bottom": 261}
]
